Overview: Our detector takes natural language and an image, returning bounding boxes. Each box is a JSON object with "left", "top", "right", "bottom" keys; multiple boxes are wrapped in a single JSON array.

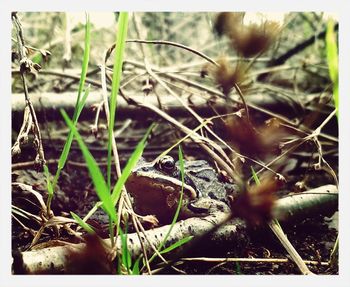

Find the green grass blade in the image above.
[
  {"left": 131, "top": 257, "right": 140, "bottom": 275},
  {"left": 235, "top": 262, "right": 242, "bottom": 274},
  {"left": 168, "top": 144, "right": 185, "bottom": 225},
  {"left": 120, "top": 228, "right": 132, "bottom": 273},
  {"left": 76, "top": 84, "right": 91, "bottom": 116},
  {"left": 70, "top": 211, "right": 95, "bottom": 234},
  {"left": 107, "top": 12, "right": 129, "bottom": 189},
  {"left": 43, "top": 164, "right": 53, "bottom": 196},
  {"left": 57, "top": 85, "right": 90, "bottom": 168},
  {"left": 53, "top": 86, "right": 91, "bottom": 189},
  {"left": 52, "top": 14, "right": 91, "bottom": 189},
  {"left": 58, "top": 14, "right": 91, "bottom": 167},
  {"left": 250, "top": 166, "right": 261, "bottom": 185},
  {"left": 43, "top": 164, "right": 54, "bottom": 211},
  {"left": 111, "top": 123, "right": 154, "bottom": 205},
  {"left": 159, "top": 236, "right": 193, "bottom": 254},
  {"left": 326, "top": 20, "right": 339, "bottom": 119},
  {"left": 60, "top": 109, "right": 117, "bottom": 223},
  {"left": 162, "top": 145, "right": 185, "bottom": 228},
  {"left": 147, "top": 145, "right": 190, "bottom": 265},
  {"left": 75, "top": 13, "right": 91, "bottom": 109}
]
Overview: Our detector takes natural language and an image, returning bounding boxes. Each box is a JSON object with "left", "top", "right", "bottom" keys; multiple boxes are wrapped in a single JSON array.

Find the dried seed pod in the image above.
[
  {"left": 230, "top": 176, "right": 281, "bottom": 226},
  {"left": 214, "top": 12, "right": 283, "bottom": 57},
  {"left": 231, "top": 20, "right": 281, "bottom": 57},
  {"left": 225, "top": 115, "right": 288, "bottom": 159},
  {"left": 214, "top": 12, "right": 244, "bottom": 37},
  {"left": 210, "top": 57, "right": 250, "bottom": 95}
]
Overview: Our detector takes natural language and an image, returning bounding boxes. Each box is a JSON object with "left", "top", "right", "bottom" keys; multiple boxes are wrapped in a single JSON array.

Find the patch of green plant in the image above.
[
  {"left": 62, "top": 106, "right": 154, "bottom": 273},
  {"left": 58, "top": 10, "right": 134, "bottom": 245},
  {"left": 61, "top": 109, "right": 117, "bottom": 224}
]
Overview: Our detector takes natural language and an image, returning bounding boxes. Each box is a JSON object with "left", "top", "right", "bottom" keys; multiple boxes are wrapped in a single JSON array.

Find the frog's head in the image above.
[{"left": 125, "top": 156, "right": 198, "bottom": 223}]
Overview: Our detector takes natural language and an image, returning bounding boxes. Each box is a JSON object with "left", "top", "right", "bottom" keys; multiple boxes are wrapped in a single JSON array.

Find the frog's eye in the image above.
[{"left": 157, "top": 156, "right": 176, "bottom": 173}]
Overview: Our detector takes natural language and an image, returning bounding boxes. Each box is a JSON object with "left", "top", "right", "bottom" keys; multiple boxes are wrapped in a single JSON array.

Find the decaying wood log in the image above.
[{"left": 12, "top": 91, "right": 320, "bottom": 122}]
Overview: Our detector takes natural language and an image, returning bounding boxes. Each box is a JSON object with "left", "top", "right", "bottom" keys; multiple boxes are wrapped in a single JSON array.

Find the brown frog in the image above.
[{"left": 125, "top": 155, "right": 237, "bottom": 224}]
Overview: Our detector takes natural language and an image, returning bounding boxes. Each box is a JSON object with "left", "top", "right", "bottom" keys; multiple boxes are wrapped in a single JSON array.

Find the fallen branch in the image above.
[
  {"left": 15, "top": 200, "right": 236, "bottom": 274},
  {"left": 274, "top": 184, "right": 338, "bottom": 222},
  {"left": 13, "top": 184, "right": 337, "bottom": 274},
  {"left": 12, "top": 92, "right": 321, "bottom": 119}
]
